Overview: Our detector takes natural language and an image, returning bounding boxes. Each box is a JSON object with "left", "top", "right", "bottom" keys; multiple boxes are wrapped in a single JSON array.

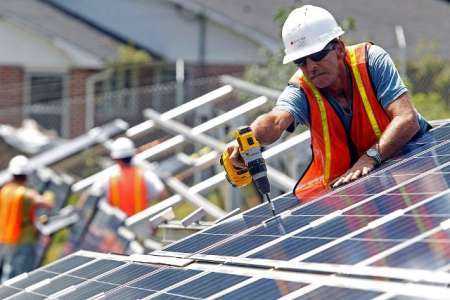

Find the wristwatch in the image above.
[{"left": 366, "top": 147, "right": 382, "bottom": 166}]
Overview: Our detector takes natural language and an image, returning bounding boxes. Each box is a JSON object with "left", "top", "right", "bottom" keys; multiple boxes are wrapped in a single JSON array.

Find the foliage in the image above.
[{"left": 115, "top": 44, "right": 151, "bottom": 66}]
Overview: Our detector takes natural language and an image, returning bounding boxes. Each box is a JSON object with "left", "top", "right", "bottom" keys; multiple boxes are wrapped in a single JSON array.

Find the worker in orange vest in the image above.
[
  {"left": 90, "top": 137, "right": 166, "bottom": 217},
  {"left": 0, "top": 155, "right": 53, "bottom": 281},
  {"left": 225, "top": 5, "right": 431, "bottom": 202}
]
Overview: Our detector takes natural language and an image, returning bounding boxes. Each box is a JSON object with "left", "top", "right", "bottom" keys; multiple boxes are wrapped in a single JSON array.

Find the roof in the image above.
[{"left": 0, "top": 0, "right": 121, "bottom": 63}]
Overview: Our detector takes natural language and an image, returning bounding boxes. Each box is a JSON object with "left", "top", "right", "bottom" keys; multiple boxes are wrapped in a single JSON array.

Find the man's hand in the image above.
[
  {"left": 225, "top": 141, "right": 247, "bottom": 170},
  {"left": 332, "top": 154, "right": 376, "bottom": 188}
]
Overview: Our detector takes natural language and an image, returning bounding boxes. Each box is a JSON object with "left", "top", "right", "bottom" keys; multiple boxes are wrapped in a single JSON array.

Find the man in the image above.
[
  {"left": 227, "top": 5, "right": 430, "bottom": 201},
  {"left": 0, "top": 155, "right": 53, "bottom": 281},
  {"left": 90, "top": 137, "right": 166, "bottom": 217}
]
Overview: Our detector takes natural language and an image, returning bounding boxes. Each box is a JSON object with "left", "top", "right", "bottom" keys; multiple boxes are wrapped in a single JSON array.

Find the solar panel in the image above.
[{"left": 3, "top": 123, "right": 450, "bottom": 299}]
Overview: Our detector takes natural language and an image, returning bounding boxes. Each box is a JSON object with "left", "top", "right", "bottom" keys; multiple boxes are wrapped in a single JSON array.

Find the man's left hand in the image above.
[{"left": 332, "top": 154, "right": 376, "bottom": 188}]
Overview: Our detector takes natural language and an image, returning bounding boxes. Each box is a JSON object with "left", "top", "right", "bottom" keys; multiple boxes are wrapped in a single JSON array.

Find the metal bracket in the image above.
[
  {"left": 180, "top": 208, "right": 206, "bottom": 227},
  {"left": 148, "top": 207, "right": 176, "bottom": 229}
]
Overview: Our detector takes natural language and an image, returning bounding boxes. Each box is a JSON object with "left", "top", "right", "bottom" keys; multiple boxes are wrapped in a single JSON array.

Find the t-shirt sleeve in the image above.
[
  {"left": 274, "top": 84, "right": 310, "bottom": 129},
  {"left": 144, "top": 170, "right": 165, "bottom": 200},
  {"left": 368, "top": 45, "right": 408, "bottom": 108}
]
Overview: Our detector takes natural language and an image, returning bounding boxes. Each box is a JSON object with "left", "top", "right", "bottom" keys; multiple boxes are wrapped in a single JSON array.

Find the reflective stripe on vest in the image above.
[
  {"left": 0, "top": 183, "right": 27, "bottom": 244},
  {"left": 294, "top": 42, "right": 390, "bottom": 201},
  {"left": 108, "top": 166, "right": 149, "bottom": 216}
]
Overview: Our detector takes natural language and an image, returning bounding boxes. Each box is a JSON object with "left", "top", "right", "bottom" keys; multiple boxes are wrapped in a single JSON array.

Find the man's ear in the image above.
[{"left": 335, "top": 41, "right": 346, "bottom": 59}]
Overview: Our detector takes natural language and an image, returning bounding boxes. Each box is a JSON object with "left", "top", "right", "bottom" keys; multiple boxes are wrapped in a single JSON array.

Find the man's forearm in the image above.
[
  {"left": 250, "top": 111, "right": 293, "bottom": 145},
  {"left": 378, "top": 113, "right": 420, "bottom": 161}
]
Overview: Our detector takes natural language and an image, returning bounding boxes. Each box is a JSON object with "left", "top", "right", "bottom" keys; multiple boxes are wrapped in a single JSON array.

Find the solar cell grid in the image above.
[
  {"left": 164, "top": 233, "right": 228, "bottom": 253},
  {"left": 243, "top": 195, "right": 300, "bottom": 217},
  {"left": 203, "top": 215, "right": 269, "bottom": 235},
  {"left": 42, "top": 255, "right": 95, "bottom": 273},
  {"left": 405, "top": 194, "right": 450, "bottom": 215},
  {"left": 299, "top": 286, "right": 382, "bottom": 300},
  {"left": 7, "top": 291, "right": 45, "bottom": 299},
  {"left": 60, "top": 281, "right": 117, "bottom": 300},
  {"left": 204, "top": 235, "right": 278, "bottom": 256},
  {"left": 344, "top": 192, "right": 438, "bottom": 216},
  {"left": 303, "top": 239, "right": 401, "bottom": 264},
  {"left": 358, "top": 216, "right": 447, "bottom": 240},
  {"left": 291, "top": 195, "right": 368, "bottom": 216},
  {"left": 167, "top": 272, "right": 249, "bottom": 298},
  {"left": 96, "top": 263, "right": 156, "bottom": 285},
  {"left": 0, "top": 286, "right": 21, "bottom": 298},
  {"left": 130, "top": 268, "right": 201, "bottom": 291},
  {"left": 249, "top": 237, "right": 331, "bottom": 260},
  {"left": 68, "top": 259, "right": 125, "bottom": 279},
  {"left": 295, "top": 216, "right": 376, "bottom": 238},
  {"left": 371, "top": 239, "right": 450, "bottom": 270},
  {"left": 103, "top": 287, "right": 154, "bottom": 299},
  {"left": 8, "top": 270, "right": 56, "bottom": 289},
  {"left": 220, "top": 278, "right": 306, "bottom": 300},
  {"left": 33, "top": 275, "right": 84, "bottom": 296}
]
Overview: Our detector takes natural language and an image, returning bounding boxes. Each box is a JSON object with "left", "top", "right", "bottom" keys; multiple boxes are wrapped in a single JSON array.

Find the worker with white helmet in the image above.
[
  {"left": 0, "top": 155, "right": 53, "bottom": 281},
  {"left": 226, "top": 5, "right": 430, "bottom": 201},
  {"left": 90, "top": 137, "right": 166, "bottom": 217}
]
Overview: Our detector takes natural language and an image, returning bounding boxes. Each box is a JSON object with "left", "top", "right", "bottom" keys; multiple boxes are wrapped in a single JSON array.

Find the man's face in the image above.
[{"left": 297, "top": 42, "right": 344, "bottom": 89}]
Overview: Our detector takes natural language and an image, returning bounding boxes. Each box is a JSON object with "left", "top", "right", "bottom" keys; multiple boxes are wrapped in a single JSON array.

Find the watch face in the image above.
[{"left": 367, "top": 148, "right": 378, "bottom": 157}]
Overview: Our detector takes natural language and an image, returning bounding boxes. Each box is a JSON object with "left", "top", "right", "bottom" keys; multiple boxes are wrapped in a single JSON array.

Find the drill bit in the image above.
[{"left": 264, "top": 193, "right": 276, "bottom": 216}]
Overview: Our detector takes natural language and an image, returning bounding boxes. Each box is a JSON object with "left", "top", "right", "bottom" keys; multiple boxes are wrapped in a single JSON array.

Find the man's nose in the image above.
[{"left": 306, "top": 58, "right": 320, "bottom": 73}]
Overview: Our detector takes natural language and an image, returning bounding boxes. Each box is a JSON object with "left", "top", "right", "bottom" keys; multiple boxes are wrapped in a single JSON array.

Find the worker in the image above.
[
  {"left": 90, "top": 137, "right": 166, "bottom": 217},
  {"left": 226, "top": 5, "right": 431, "bottom": 201},
  {"left": 0, "top": 155, "right": 53, "bottom": 281}
]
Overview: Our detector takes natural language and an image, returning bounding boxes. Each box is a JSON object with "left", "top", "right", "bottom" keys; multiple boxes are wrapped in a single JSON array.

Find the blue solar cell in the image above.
[
  {"left": 6, "top": 291, "right": 45, "bottom": 299},
  {"left": 33, "top": 275, "right": 84, "bottom": 297},
  {"left": 168, "top": 272, "right": 249, "bottom": 298},
  {"left": 300, "top": 286, "right": 382, "bottom": 300},
  {"left": 164, "top": 233, "right": 229, "bottom": 253},
  {"left": 413, "top": 126, "right": 450, "bottom": 143},
  {"left": 249, "top": 237, "right": 331, "bottom": 260},
  {"left": 371, "top": 240, "right": 450, "bottom": 270},
  {"left": 250, "top": 216, "right": 318, "bottom": 236},
  {"left": 61, "top": 281, "right": 116, "bottom": 300},
  {"left": 406, "top": 193, "right": 450, "bottom": 215},
  {"left": 204, "top": 235, "right": 278, "bottom": 256},
  {"left": 103, "top": 287, "right": 154, "bottom": 299},
  {"left": 418, "top": 143, "right": 450, "bottom": 157},
  {"left": 130, "top": 269, "right": 201, "bottom": 291},
  {"left": 43, "top": 255, "right": 95, "bottom": 273},
  {"left": 204, "top": 215, "right": 268, "bottom": 235},
  {"left": 304, "top": 239, "right": 399, "bottom": 264},
  {"left": 0, "top": 286, "right": 21, "bottom": 299},
  {"left": 152, "top": 294, "right": 193, "bottom": 300},
  {"left": 358, "top": 216, "right": 446, "bottom": 241},
  {"left": 296, "top": 216, "right": 377, "bottom": 238},
  {"left": 68, "top": 259, "right": 125, "bottom": 279},
  {"left": 243, "top": 195, "right": 300, "bottom": 216},
  {"left": 10, "top": 270, "right": 56, "bottom": 289},
  {"left": 221, "top": 278, "right": 306, "bottom": 300},
  {"left": 334, "top": 175, "right": 398, "bottom": 196},
  {"left": 374, "top": 156, "right": 450, "bottom": 177},
  {"left": 344, "top": 192, "right": 438, "bottom": 216},
  {"left": 397, "top": 173, "right": 450, "bottom": 194},
  {"left": 291, "top": 195, "right": 368, "bottom": 216},
  {"left": 96, "top": 263, "right": 156, "bottom": 285}
]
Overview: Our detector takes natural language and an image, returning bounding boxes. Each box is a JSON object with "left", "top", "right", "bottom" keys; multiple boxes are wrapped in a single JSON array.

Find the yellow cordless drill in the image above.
[{"left": 220, "top": 126, "right": 275, "bottom": 216}]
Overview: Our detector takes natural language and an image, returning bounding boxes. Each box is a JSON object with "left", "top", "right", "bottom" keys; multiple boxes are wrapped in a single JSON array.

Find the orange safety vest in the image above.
[
  {"left": 294, "top": 43, "right": 391, "bottom": 201},
  {"left": 0, "top": 183, "right": 36, "bottom": 245},
  {"left": 108, "top": 166, "right": 149, "bottom": 216}
]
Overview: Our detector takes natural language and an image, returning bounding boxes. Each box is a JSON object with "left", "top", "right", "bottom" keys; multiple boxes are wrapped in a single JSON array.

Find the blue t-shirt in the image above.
[{"left": 275, "top": 45, "right": 429, "bottom": 134}]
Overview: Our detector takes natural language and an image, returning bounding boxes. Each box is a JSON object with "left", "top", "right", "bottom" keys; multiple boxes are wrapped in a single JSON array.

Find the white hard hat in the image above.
[
  {"left": 282, "top": 5, "right": 344, "bottom": 64},
  {"left": 110, "top": 137, "right": 136, "bottom": 159},
  {"left": 8, "top": 155, "right": 31, "bottom": 176}
]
